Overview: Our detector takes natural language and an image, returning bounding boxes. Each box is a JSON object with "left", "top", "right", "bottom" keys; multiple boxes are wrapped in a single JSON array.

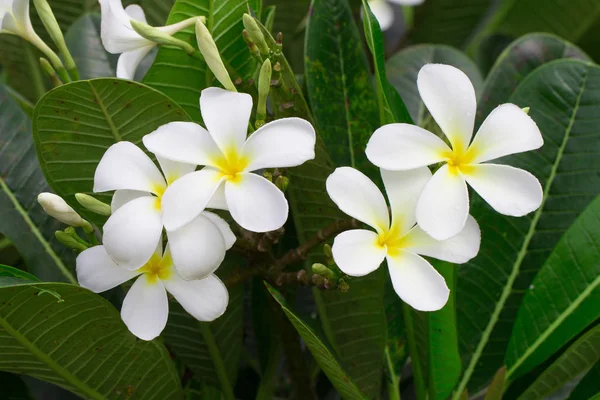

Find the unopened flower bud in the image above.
[
  {"left": 39, "top": 57, "right": 62, "bottom": 86},
  {"left": 242, "top": 14, "right": 269, "bottom": 55},
  {"left": 312, "top": 263, "right": 335, "bottom": 279},
  {"left": 195, "top": 20, "right": 237, "bottom": 92},
  {"left": 255, "top": 59, "right": 272, "bottom": 128},
  {"left": 323, "top": 244, "right": 333, "bottom": 259},
  {"left": 263, "top": 171, "right": 273, "bottom": 182},
  {"left": 55, "top": 230, "right": 88, "bottom": 252},
  {"left": 38, "top": 193, "right": 92, "bottom": 232},
  {"left": 275, "top": 175, "right": 289, "bottom": 192},
  {"left": 522, "top": 107, "right": 530, "bottom": 115},
  {"left": 75, "top": 193, "right": 111, "bottom": 216},
  {"left": 131, "top": 19, "right": 195, "bottom": 54}
]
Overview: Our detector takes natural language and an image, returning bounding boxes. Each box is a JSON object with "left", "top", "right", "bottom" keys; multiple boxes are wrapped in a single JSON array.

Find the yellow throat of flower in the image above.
[
  {"left": 138, "top": 252, "right": 173, "bottom": 284},
  {"left": 442, "top": 142, "right": 477, "bottom": 175},
  {"left": 212, "top": 147, "right": 249, "bottom": 183},
  {"left": 377, "top": 224, "right": 410, "bottom": 257},
  {"left": 151, "top": 184, "right": 166, "bottom": 211}
]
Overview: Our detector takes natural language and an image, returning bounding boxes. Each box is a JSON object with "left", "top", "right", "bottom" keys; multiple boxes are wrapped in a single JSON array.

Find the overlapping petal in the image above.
[
  {"left": 116, "top": 45, "right": 153, "bottom": 80},
  {"left": 387, "top": 251, "right": 449, "bottom": 311},
  {"left": 242, "top": 118, "right": 316, "bottom": 171},
  {"left": 203, "top": 211, "right": 236, "bottom": 249},
  {"left": 224, "top": 173, "right": 288, "bottom": 233},
  {"left": 469, "top": 104, "right": 543, "bottom": 164},
  {"left": 416, "top": 164, "right": 469, "bottom": 241},
  {"left": 111, "top": 189, "right": 150, "bottom": 212},
  {"left": 332, "top": 229, "right": 387, "bottom": 276},
  {"left": 164, "top": 274, "right": 228, "bottom": 321},
  {"left": 326, "top": 167, "right": 389, "bottom": 232},
  {"left": 76, "top": 246, "right": 140, "bottom": 292},
  {"left": 121, "top": 274, "right": 168, "bottom": 341},
  {"left": 366, "top": 123, "right": 449, "bottom": 170},
  {"left": 417, "top": 64, "right": 476, "bottom": 151},
  {"left": 94, "top": 141, "right": 166, "bottom": 194},
  {"left": 463, "top": 163, "right": 543, "bottom": 217},
  {"left": 156, "top": 156, "right": 196, "bottom": 185},
  {"left": 99, "top": 0, "right": 150, "bottom": 54},
  {"left": 200, "top": 88, "right": 252, "bottom": 154},
  {"left": 103, "top": 196, "right": 163, "bottom": 270}
]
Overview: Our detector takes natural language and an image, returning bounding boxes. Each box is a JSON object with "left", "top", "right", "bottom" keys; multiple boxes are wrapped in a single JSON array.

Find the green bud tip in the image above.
[
  {"left": 263, "top": 171, "right": 273, "bottom": 182},
  {"left": 195, "top": 20, "right": 237, "bottom": 92},
  {"left": 323, "top": 244, "right": 333, "bottom": 259},
  {"left": 258, "top": 59, "right": 272, "bottom": 98},
  {"left": 311, "top": 263, "right": 335, "bottom": 279},
  {"left": 75, "top": 193, "right": 111, "bottom": 216},
  {"left": 242, "top": 14, "right": 269, "bottom": 55},
  {"left": 55, "top": 230, "right": 88, "bottom": 252},
  {"left": 39, "top": 57, "right": 55, "bottom": 76},
  {"left": 522, "top": 107, "right": 530, "bottom": 115},
  {"left": 275, "top": 175, "right": 289, "bottom": 192}
]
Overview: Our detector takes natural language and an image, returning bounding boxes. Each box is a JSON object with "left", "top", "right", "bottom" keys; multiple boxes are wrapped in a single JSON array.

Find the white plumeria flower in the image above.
[
  {"left": 77, "top": 242, "right": 228, "bottom": 341},
  {"left": 327, "top": 167, "right": 480, "bottom": 311},
  {"left": 94, "top": 141, "right": 236, "bottom": 280},
  {"left": 143, "top": 87, "right": 316, "bottom": 234},
  {"left": 368, "top": 0, "right": 424, "bottom": 30},
  {"left": 1, "top": 0, "right": 34, "bottom": 38},
  {"left": 366, "top": 63, "right": 544, "bottom": 241},
  {"left": 99, "top": 0, "right": 196, "bottom": 80}
]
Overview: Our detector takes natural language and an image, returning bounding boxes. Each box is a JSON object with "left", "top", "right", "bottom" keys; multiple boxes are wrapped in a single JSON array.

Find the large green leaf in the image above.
[
  {"left": 454, "top": 59, "right": 600, "bottom": 395},
  {"left": 476, "top": 33, "right": 590, "bottom": 127},
  {"left": 142, "top": 0, "right": 257, "bottom": 122},
  {"left": 0, "top": 35, "right": 48, "bottom": 102},
  {"left": 568, "top": 361, "right": 600, "bottom": 400},
  {"left": 0, "top": 280, "right": 182, "bottom": 399},
  {"left": 305, "top": 0, "right": 379, "bottom": 179},
  {"left": 64, "top": 14, "right": 115, "bottom": 79},
  {"left": 0, "top": 84, "right": 76, "bottom": 283},
  {"left": 162, "top": 257, "right": 244, "bottom": 399},
  {"left": 266, "top": 283, "right": 367, "bottom": 400},
  {"left": 506, "top": 195, "right": 600, "bottom": 379},
  {"left": 386, "top": 44, "right": 483, "bottom": 126},
  {"left": 517, "top": 324, "right": 600, "bottom": 400},
  {"left": 32, "top": 78, "right": 190, "bottom": 227},
  {"left": 253, "top": 16, "right": 387, "bottom": 398}
]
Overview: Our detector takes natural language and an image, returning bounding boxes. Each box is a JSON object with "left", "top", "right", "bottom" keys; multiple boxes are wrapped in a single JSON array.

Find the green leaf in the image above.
[
  {"left": 139, "top": 0, "right": 176, "bottom": 26},
  {"left": 0, "top": 265, "right": 41, "bottom": 286},
  {"left": 0, "top": 84, "right": 76, "bottom": 283},
  {"left": 64, "top": 14, "right": 115, "bottom": 79},
  {"left": 0, "top": 281, "right": 182, "bottom": 399},
  {"left": 568, "top": 361, "right": 600, "bottom": 400},
  {"left": 305, "top": 0, "right": 380, "bottom": 179},
  {"left": 0, "top": 35, "right": 48, "bottom": 102},
  {"left": 32, "top": 78, "right": 190, "bottom": 228},
  {"left": 454, "top": 59, "right": 600, "bottom": 395},
  {"left": 265, "top": 283, "right": 368, "bottom": 400},
  {"left": 162, "top": 257, "right": 244, "bottom": 399},
  {"left": 476, "top": 33, "right": 590, "bottom": 128},
  {"left": 361, "top": 0, "right": 412, "bottom": 125},
  {"left": 142, "top": 0, "right": 257, "bottom": 122},
  {"left": 516, "top": 324, "right": 600, "bottom": 400},
  {"left": 506, "top": 195, "right": 600, "bottom": 380},
  {"left": 253, "top": 16, "right": 387, "bottom": 398},
  {"left": 386, "top": 44, "right": 483, "bottom": 126}
]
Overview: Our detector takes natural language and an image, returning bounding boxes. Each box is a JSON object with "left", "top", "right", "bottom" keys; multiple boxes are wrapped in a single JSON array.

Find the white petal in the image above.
[
  {"left": 94, "top": 141, "right": 166, "bottom": 194},
  {"left": 116, "top": 45, "right": 153, "bottom": 80},
  {"left": 368, "top": 0, "right": 394, "bottom": 31},
  {"left": 463, "top": 164, "right": 543, "bottom": 217},
  {"left": 143, "top": 121, "right": 223, "bottom": 167},
  {"left": 121, "top": 274, "right": 168, "bottom": 340},
  {"left": 76, "top": 246, "right": 140, "bottom": 292},
  {"left": 10, "top": 0, "right": 34, "bottom": 38},
  {"left": 404, "top": 215, "right": 480, "bottom": 264},
  {"left": 224, "top": 173, "right": 288, "bottom": 233},
  {"left": 202, "top": 211, "right": 236, "bottom": 250},
  {"left": 366, "top": 123, "right": 450, "bottom": 171},
  {"left": 387, "top": 251, "right": 449, "bottom": 311},
  {"left": 166, "top": 213, "right": 227, "bottom": 280},
  {"left": 381, "top": 167, "right": 432, "bottom": 235},
  {"left": 242, "top": 118, "right": 316, "bottom": 171},
  {"left": 416, "top": 164, "right": 469, "bottom": 241},
  {"left": 99, "top": 0, "right": 150, "bottom": 53},
  {"left": 200, "top": 87, "right": 252, "bottom": 154},
  {"left": 164, "top": 274, "right": 229, "bottom": 322},
  {"left": 326, "top": 167, "right": 389, "bottom": 232},
  {"left": 103, "top": 196, "right": 163, "bottom": 270},
  {"left": 111, "top": 189, "right": 151, "bottom": 213},
  {"left": 417, "top": 64, "right": 477, "bottom": 151},
  {"left": 469, "top": 104, "right": 544, "bottom": 164},
  {"left": 156, "top": 156, "right": 196, "bottom": 185},
  {"left": 1, "top": 12, "right": 18, "bottom": 34},
  {"left": 332, "top": 229, "right": 386, "bottom": 276},
  {"left": 124, "top": 4, "right": 147, "bottom": 22},
  {"left": 389, "top": 0, "right": 425, "bottom": 4},
  {"left": 206, "top": 182, "right": 228, "bottom": 210},
  {"left": 161, "top": 168, "right": 225, "bottom": 231}
]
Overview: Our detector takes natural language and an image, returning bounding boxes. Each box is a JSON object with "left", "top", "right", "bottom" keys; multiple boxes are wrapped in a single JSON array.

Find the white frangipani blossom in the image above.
[
  {"left": 143, "top": 87, "right": 316, "bottom": 234},
  {"left": 0, "top": 0, "right": 56, "bottom": 55},
  {"left": 77, "top": 242, "right": 228, "bottom": 341},
  {"left": 327, "top": 167, "right": 480, "bottom": 311},
  {"left": 368, "top": 0, "right": 425, "bottom": 31},
  {"left": 93, "top": 141, "right": 235, "bottom": 280},
  {"left": 99, "top": 0, "right": 197, "bottom": 80},
  {"left": 366, "top": 63, "right": 544, "bottom": 241}
]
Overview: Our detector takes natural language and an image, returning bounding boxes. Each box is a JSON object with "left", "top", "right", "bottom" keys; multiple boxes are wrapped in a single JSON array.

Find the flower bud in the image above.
[
  {"left": 55, "top": 230, "right": 88, "bottom": 252},
  {"left": 38, "top": 193, "right": 92, "bottom": 232},
  {"left": 75, "top": 193, "right": 111, "bottom": 216},
  {"left": 263, "top": 171, "right": 273, "bottom": 182},
  {"left": 522, "top": 107, "right": 530, "bottom": 115},
  {"left": 323, "top": 244, "right": 333, "bottom": 260},
  {"left": 312, "top": 263, "right": 335, "bottom": 279},
  {"left": 39, "top": 57, "right": 62, "bottom": 87},
  {"left": 242, "top": 14, "right": 269, "bottom": 55},
  {"left": 275, "top": 175, "right": 289, "bottom": 192},
  {"left": 256, "top": 59, "right": 272, "bottom": 127},
  {"left": 130, "top": 19, "right": 195, "bottom": 54},
  {"left": 195, "top": 20, "right": 237, "bottom": 92}
]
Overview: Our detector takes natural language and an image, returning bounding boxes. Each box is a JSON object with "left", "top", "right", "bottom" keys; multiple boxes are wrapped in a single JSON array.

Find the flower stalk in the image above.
[{"left": 39, "top": 57, "right": 62, "bottom": 87}]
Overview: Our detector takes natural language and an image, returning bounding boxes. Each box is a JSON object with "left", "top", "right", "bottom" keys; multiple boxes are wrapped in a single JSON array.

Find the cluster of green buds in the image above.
[{"left": 311, "top": 244, "right": 351, "bottom": 292}]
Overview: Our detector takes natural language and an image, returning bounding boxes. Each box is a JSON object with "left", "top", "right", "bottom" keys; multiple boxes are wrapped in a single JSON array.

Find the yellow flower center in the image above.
[
  {"left": 212, "top": 147, "right": 249, "bottom": 183},
  {"left": 151, "top": 183, "right": 166, "bottom": 211},
  {"left": 138, "top": 251, "right": 173, "bottom": 284},
  {"left": 377, "top": 224, "right": 410, "bottom": 257},
  {"left": 442, "top": 143, "right": 477, "bottom": 175}
]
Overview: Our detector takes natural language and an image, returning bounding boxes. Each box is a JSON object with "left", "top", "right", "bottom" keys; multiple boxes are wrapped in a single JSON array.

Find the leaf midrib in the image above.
[
  {"left": 88, "top": 81, "right": 121, "bottom": 142},
  {"left": 198, "top": 322, "right": 234, "bottom": 400},
  {"left": 452, "top": 63, "right": 590, "bottom": 399}
]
